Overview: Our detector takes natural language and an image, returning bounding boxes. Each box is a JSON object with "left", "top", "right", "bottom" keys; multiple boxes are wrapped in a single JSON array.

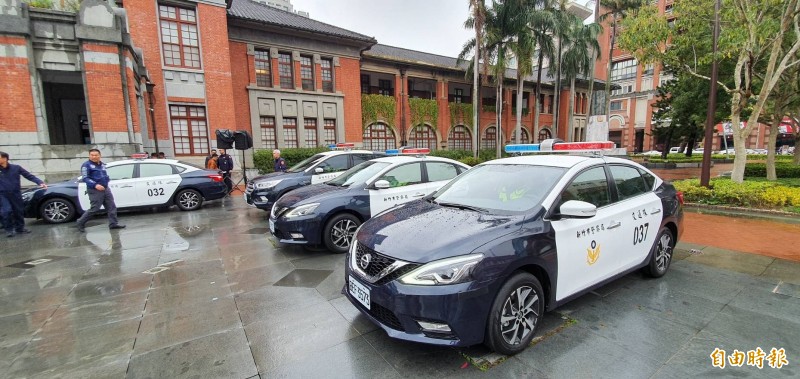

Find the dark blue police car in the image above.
[
  {"left": 344, "top": 141, "right": 684, "bottom": 355},
  {"left": 269, "top": 151, "right": 470, "bottom": 253},
  {"left": 245, "top": 146, "right": 385, "bottom": 211},
  {"left": 23, "top": 157, "right": 227, "bottom": 223}
]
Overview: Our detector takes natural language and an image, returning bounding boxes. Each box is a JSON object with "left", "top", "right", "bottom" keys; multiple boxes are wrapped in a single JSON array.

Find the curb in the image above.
[{"left": 684, "top": 203, "right": 800, "bottom": 224}]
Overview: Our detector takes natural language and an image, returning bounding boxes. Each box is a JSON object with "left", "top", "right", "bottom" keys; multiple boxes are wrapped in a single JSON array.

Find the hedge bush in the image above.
[
  {"left": 672, "top": 178, "right": 800, "bottom": 209},
  {"left": 743, "top": 163, "right": 800, "bottom": 178}
]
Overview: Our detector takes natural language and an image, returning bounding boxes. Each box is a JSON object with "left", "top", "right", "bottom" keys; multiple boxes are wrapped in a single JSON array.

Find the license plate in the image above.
[
  {"left": 269, "top": 219, "right": 275, "bottom": 234},
  {"left": 348, "top": 275, "right": 370, "bottom": 310}
]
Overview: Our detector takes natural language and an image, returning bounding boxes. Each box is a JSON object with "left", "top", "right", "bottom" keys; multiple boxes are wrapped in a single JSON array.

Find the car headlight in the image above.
[
  {"left": 283, "top": 203, "right": 319, "bottom": 218},
  {"left": 255, "top": 179, "right": 282, "bottom": 189},
  {"left": 399, "top": 254, "right": 484, "bottom": 286}
]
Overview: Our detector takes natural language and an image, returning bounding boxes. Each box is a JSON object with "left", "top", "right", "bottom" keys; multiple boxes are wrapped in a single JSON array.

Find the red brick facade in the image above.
[
  {"left": 0, "top": 36, "right": 36, "bottom": 133},
  {"left": 83, "top": 43, "right": 128, "bottom": 133},
  {"left": 338, "top": 57, "right": 363, "bottom": 143}
]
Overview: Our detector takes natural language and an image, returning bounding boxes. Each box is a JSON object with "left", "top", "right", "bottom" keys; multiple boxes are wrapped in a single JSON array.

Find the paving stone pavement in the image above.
[{"left": 0, "top": 197, "right": 798, "bottom": 378}]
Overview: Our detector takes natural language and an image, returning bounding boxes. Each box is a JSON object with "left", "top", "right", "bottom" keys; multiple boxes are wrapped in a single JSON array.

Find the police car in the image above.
[
  {"left": 269, "top": 148, "right": 470, "bottom": 253},
  {"left": 22, "top": 155, "right": 227, "bottom": 223},
  {"left": 245, "top": 144, "right": 385, "bottom": 211},
  {"left": 344, "top": 140, "right": 684, "bottom": 355}
]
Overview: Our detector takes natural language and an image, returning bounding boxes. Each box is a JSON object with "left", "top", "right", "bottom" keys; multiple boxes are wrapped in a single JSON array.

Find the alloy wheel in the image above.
[
  {"left": 330, "top": 219, "right": 357, "bottom": 250},
  {"left": 179, "top": 192, "right": 200, "bottom": 209},
  {"left": 655, "top": 233, "right": 673, "bottom": 272},
  {"left": 500, "top": 286, "right": 540, "bottom": 345},
  {"left": 44, "top": 200, "right": 70, "bottom": 222}
]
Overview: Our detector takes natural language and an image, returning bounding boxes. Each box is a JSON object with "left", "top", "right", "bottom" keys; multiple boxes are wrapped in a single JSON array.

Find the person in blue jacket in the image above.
[
  {"left": 75, "top": 149, "right": 126, "bottom": 232},
  {"left": 273, "top": 149, "right": 287, "bottom": 172},
  {"left": 0, "top": 151, "right": 47, "bottom": 237}
]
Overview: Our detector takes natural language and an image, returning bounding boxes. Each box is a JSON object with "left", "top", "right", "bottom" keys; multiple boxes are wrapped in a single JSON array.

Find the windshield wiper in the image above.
[{"left": 435, "top": 201, "right": 488, "bottom": 213}]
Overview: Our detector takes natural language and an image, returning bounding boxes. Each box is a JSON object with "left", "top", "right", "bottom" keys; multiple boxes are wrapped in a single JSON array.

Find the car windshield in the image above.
[
  {"left": 287, "top": 154, "right": 326, "bottom": 173},
  {"left": 432, "top": 164, "right": 566, "bottom": 214},
  {"left": 327, "top": 161, "right": 391, "bottom": 187}
]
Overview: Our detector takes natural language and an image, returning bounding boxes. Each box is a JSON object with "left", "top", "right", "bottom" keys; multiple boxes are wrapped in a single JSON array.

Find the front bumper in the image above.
[
  {"left": 245, "top": 189, "right": 279, "bottom": 211},
  {"left": 269, "top": 214, "right": 323, "bottom": 245},
  {"left": 343, "top": 255, "right": 493, "bottom": 347}
]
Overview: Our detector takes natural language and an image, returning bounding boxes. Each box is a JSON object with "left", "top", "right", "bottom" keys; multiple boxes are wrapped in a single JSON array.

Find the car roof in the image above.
[
  {"left": 319, "top": 150, "right": 380, "bottom": 156},
  {"left": 370, "top": 155, "right": 467, "bottom": 166},
  {"left": 483, "top": 154, "right": 598, "bottom": 168},
  {"left": 108, "top": 159, "right": 181, "bottom": 166}
]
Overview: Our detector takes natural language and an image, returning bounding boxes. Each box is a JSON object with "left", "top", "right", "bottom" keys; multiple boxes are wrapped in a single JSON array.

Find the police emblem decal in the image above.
[
  {"left": 587, "top": 240, "right": 600, "bottom": 265},
  {"left": 360, "top": 253, "right": 372, "bottom": 270}
]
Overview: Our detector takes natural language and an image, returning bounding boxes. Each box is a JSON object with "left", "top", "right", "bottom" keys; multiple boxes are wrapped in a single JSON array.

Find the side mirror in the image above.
[
  {"left": 557, "top": 200, "right": 597, "bottom": 219},
  {"left": 373, "top": 180, "right": 391, "bottom": 190},
  {"left": 314, "top": 167, "right": 324, "bottom": 174}
]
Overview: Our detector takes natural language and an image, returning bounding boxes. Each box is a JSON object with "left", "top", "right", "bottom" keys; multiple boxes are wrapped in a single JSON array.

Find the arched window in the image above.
[
  {"left": 509, "top": 128, "right": 530, "bottom": 144},
  {"left": 482, "top": 126, "right": 497, "bottom": 150},
  {"left": 408, "top": 124, "right": 437, "bottom": 150},
  {"left": 448, "top": 125, "right": 472, "bottom": 150},
  {"left": 538, "top": 128, "right": 552, "bottom": 142},
  {"left": 362, "top": 123, "right": 397, "bottom": 151}
]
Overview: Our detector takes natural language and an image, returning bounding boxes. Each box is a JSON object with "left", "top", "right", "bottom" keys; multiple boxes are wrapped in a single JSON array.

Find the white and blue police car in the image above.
[
  {"left": 345, "top": 140, "right": 684, "bottom": 355},
  {"left": 23, "top": 154, "right": 228, "bottom": 223},
  {"left": 269, "top": 148, "right": 470, "bottom": 253},
  {"left": 245, "top": 144, "right": 386, "bottom": 211}
]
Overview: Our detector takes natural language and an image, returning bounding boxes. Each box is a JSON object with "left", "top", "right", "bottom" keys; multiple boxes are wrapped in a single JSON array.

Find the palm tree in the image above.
[
  {"left": 505, "top": 0, "right": 539, "bottom": 144},
  {"left": 530, "top": 7, "right": 556, "bottom": 138},
  {"left": 467, "top": 0, "right": 488, "bottom": 158},
  {"left": 562, "top": 19, "right": 602, "bottom": 141},
  {"left": 599, "top": 0, "right": 644, "bottom": 120},
  {"left": 550, "top": 1, "right": 574, "bottom": 137}
]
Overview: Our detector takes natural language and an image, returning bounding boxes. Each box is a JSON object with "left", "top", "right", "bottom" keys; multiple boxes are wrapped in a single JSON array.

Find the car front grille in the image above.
[
  {"left": 246, "top": 182, "right": 254, "bottom": 193},
  {"left": 356, "top": 243, "right": 395, "bottom": 277},
  {"left": 271, "top": 205, "right": 288, "bottom": 219},
  {"left": 374, "top": 264, "right": 419, "bottom": 286}
]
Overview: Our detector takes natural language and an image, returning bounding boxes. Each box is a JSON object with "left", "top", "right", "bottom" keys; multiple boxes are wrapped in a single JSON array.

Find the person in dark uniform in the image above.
[
  {"left": 0, "top": 151, "right": 47, "bottom": 237},
  {"left": 75, "top": 149, "right": 126, "bottom": 232},
  {"left": 217, "top": 148, "right": 234, "bottom": 193},
  {"left": 273, "top": 149, "right": 287, "bottom": 172}
]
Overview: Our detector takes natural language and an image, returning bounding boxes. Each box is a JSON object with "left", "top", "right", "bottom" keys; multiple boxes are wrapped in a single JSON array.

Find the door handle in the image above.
[
  {"left": 650, "top": 208, "right": 662, "bottom": 214},
  {"left": 412, "top": 193, "right": 425, "bottom": 197},
  {"left": 166, "top": 181, "right": 178, "bottom": 184},
  {"left": 119, "top": 185, "right": 133, "bottom": 188},
  {"left": 607, "top": 221, "right": 622, "bottom": 229}
]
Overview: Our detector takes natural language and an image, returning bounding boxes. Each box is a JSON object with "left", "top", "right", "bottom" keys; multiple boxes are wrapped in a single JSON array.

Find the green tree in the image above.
[
  {"left": 562, "top": 18, "right": 602, "bottom": 141},
  {"left": 619, "top": 0, "right": 800, "bottom": 183},
  {"left": 530, "top": 7, "right": 556, "bottom": 136}
]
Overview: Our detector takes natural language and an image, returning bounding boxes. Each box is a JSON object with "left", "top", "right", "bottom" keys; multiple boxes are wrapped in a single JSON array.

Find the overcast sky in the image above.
[{"left": 290, "top": 0, "right": 475, "bottom": 58}]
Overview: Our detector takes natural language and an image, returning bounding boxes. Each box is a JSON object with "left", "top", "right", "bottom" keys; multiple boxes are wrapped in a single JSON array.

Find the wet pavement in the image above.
[{"left": 1, "top": 197, "right": 798, "bottom": 378}]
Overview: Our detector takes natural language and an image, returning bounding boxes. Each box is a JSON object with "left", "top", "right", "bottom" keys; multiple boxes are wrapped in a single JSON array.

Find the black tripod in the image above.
[{"left": 229, "top": 149, "right": 249, "bottom": 195}]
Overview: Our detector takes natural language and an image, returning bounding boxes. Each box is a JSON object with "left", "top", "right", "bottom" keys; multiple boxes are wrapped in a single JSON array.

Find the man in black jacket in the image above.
[
  {"left": 0, "top": 151, "right": 47, "bottom": 237},
  {"left": 217, "top": 148, "right": 234, "bottom": 193}
]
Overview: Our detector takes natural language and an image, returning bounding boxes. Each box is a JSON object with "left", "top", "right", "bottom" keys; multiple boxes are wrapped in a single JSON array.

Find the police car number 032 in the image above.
[{"left": 348, "top": 276, "right": 370, "bottom": 310}]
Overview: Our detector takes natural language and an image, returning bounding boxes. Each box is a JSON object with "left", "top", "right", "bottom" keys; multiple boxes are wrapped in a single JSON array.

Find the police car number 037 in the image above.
[{"left": 348, "top": 276, "right": 370, "bottom": 310}]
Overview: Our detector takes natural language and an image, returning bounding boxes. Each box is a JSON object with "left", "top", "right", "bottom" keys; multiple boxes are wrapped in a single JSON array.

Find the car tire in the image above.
[
  {"left": 39, "top": 197, "right": 77, "bottom": 224},
  {"left": 484, "top": 272, "right": 544, "bottom": 355},
  {"left": 323, "top": 213, "right": 360, "bottom": 254},
  {"left": 175, "top": 189, "right": 203, "bottom": 211},
  {"left": 644, "top": 227, "right": 674, "bottom": 278}
]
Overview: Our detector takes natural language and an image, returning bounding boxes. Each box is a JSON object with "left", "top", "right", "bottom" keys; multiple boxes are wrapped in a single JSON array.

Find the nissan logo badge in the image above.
[{"left": 360, "top": 253, "right": 372, "bottom": 270}]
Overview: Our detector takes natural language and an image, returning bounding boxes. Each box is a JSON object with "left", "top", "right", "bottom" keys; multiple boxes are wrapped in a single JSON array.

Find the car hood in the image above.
[
  {"left": 357, "top": 200, "right": 526, "bottom": 263},
  {"left": 251, "top": 171, "right": 303, "bottom": 182},
  {"left": 275, "top": 183, "right": 348, "bottom": 208},
  {"left": 24, "top": 179, "right": 77, "bottom": 193}
]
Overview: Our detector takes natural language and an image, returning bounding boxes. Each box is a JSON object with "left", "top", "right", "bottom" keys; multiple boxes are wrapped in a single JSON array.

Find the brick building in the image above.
[{"left": 1, "top": 0, "right": 605, "bottom": 181}]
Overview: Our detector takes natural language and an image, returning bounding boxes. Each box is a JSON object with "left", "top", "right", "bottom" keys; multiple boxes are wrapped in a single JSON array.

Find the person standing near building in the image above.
[
  {"left": 75, "top": 149, "right": 126, "bottom": 232},
  {"left": 273, "top": 149, "right": 287, "bottom": 172},
  {"left": 205, "top": 149, "right": 217, "bottom": 167},
  {"left": 207, "top": 151, "right": 219, "bottom": 170},
  {"left": 217, "top": 148, "right": 234, "bottom": 193},
  {"left": 0, "top": 151, "right": 47, "bottom": 237}
]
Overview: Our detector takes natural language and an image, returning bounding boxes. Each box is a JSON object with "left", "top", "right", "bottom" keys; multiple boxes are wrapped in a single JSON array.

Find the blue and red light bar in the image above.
[
  {"left": 505, "top": 140, "right": 616, "bottom": 154},
  {"left": 386, "top": 147, "right": 431, "bottom": 156},
  {"left": 329, "top": 142, "right": 355, "bottom": 150}
]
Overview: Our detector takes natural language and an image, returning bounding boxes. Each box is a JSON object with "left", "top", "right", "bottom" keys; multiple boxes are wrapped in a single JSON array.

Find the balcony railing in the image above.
[
  {"left": 361, "top": 86, "right": 394, "bottom": 97},
  {"left": 448, "top": 94, "right": 472, "bottom": 103}
]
